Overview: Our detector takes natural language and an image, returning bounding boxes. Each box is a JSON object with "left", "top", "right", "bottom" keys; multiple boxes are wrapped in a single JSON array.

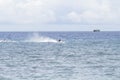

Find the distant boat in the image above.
[{"left": 93, "top": 29, "right": 100, "bottom": 32}]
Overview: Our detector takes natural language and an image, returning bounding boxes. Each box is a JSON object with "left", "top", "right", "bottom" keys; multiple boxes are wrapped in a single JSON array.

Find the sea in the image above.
[{"left": 0, "top": 32, "right": 120, "bottom": 80}]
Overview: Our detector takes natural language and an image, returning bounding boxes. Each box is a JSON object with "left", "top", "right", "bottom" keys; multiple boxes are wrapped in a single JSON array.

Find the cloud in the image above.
[
  {"left": 0, "top": 0, "right": 57, "bottom": 24},
  {"left": 66, "top": 0, "right": 120, "bottom": 24},
  {"left": 0, "top": 0, "right": 119, "bottom": 25}
]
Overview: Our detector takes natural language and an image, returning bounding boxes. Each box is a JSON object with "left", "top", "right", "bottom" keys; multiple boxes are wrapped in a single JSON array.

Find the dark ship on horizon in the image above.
[{"left": 93, "top": 29, "right": 100, "bottom": 32}]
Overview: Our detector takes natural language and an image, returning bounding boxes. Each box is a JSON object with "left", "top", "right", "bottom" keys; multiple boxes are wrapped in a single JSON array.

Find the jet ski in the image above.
[{"left": 58, "top": 39, "right": 64, "bottom": 43}]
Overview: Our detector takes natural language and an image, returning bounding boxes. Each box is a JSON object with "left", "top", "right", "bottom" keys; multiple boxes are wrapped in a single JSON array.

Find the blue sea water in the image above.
[{"left": 0, "top": 32, "right": 120, "bottom": 80}]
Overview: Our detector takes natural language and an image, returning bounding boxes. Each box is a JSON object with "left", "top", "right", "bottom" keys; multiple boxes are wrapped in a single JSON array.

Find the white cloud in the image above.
[
  {"left": 0, "top": 0, "right": 57, "bottom": 24},
  {"left": 0, "top": 0, "right": 119, "bottom": 24},
  {"left": 66, "top": 0, "right": 120, "bottom": 24}
]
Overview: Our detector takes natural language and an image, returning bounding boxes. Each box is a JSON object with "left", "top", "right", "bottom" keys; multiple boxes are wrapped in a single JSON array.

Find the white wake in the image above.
[{"left": 0, "top": 39, "right": 16, "bottom": 42}]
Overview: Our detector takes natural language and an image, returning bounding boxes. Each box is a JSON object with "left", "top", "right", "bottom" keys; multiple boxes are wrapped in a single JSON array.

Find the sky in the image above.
[{"left": 0, "top": 0, "right": 120, "bottom": 31}]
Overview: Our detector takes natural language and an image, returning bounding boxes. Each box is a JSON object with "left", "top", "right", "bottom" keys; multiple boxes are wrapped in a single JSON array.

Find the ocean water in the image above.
[{"left": 0, "top": 32, "right": 120, "bottom": 80}]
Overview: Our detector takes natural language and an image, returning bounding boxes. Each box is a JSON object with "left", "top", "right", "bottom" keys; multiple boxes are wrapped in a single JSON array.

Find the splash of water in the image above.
[{"left": 25, "top": 32, "right": 58, "bottom": 43}]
